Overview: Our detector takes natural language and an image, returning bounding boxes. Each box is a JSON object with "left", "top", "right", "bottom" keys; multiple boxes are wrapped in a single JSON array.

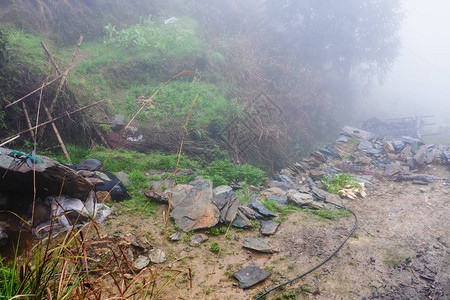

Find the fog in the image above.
[{"left": 360, "top": 0, "right": 450, "bottom": 125}]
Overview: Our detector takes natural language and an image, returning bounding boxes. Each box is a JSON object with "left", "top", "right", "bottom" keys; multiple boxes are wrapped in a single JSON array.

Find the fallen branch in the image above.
[{"left": 1, "top": 100, "right": 104, "bottom": 143}]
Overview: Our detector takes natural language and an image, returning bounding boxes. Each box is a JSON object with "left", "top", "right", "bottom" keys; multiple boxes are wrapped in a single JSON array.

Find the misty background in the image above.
[{"left": 360, "top": 0, "right": 450, "bottom": 125}]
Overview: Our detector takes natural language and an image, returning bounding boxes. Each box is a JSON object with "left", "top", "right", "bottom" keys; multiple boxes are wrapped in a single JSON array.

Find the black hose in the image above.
[{"left": 255, "top": 200, "right": 358, "bottom": 299}]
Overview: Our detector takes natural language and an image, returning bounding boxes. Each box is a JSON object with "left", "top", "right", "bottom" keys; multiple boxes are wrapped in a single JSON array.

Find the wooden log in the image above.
[{"left": 1, "top": 100, "right": 105, "bottom": 143}]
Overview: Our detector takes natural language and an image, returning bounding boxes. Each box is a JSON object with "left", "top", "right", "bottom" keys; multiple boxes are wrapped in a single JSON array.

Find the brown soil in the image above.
[{"left": 88, "top": 164, "right": 450, "bottom": 300}]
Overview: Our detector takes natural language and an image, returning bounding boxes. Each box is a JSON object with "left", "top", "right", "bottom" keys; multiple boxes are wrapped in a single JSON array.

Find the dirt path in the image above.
[{"left": 94, "top": 164, "right": 450, "bottom": 300}]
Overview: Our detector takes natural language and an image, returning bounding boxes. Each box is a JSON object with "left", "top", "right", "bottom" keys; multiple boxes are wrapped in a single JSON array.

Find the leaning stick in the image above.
[
  {"left": 21, "top": 102, "right": 36, "bottom": 142},
  {"left": 48, "top": 35, "right": 83, "bottom": 113},
  {"left": 1, "top": 100, "right": 105, "bottom": 143},
  {"left": 38, "top": 36, "right": 83, "bottom": 141},
  {"left": 41, "top": 41, "right": 62, "bottom": 75},
  {"left": 42, "top": 102, "right": 71, "bottom": 162}
]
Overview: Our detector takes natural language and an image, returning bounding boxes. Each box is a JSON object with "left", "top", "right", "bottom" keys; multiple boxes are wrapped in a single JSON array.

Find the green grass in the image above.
[
  {"left": 321, "top": 173, "right": 360, "bottom": 194},
  {"left": 304, "top": 208, "right": 352, "bottom": 220}
]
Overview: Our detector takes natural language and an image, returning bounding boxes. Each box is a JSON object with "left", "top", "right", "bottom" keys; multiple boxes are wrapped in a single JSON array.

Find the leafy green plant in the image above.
[
  {"left": 321, "top": 173, "right": 360, "bottom": 194},
  {"left": 206, "top": 226, "right": 227, "bottom": 236},
  {"left": 210, "top": 242, "right": 221, "bottom": 254}
]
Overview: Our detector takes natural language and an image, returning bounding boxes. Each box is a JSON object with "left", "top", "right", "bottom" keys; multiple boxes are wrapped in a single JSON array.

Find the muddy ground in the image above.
[{"left": 88, "top": 163, "right": 450, "bottom": 300}]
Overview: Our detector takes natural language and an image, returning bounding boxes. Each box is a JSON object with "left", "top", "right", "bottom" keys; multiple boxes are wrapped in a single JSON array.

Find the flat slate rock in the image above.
[
  {"left": 242, "top": 237, "right": 273, "bottom": 253},
  {"left": 189, "top": 233, "right": 209, "bottom": 246},
  {"left": 233, "top": 266, "right": 271, "bottom": 289},
  {"left": 260, "top": 220, "right": 280, "bottom": 235},
  {"left": 249, "top": 198, "right": 277, "bottom": 218},
  {"left": 231, "top": 210, "right": 253, "bottom": 228}
]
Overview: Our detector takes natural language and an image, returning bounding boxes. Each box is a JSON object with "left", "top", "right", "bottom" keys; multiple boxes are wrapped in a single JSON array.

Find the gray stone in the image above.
[
  {"left": 260, "top": 220, "right": 280, "bottom": 235},
  {"left": 341, "top": 126, "right": 375, "bottom": 140},
  {"left": 170, "top": 179, "right": 219, "bottom": 231},
  {"left": 426, "top": 149, "right": 440, "bottom": 164},
  {"left": 213, "top": 185, "right": 233, "bottom": 196},
  {"left": 249, "top": 198, "right": 277, "bottom": 219},
  {"left": 189, "top": 233, "right": 209, "bottom": 246},
  {"left": 414, "top": 147, "right": 427, "bottom": 166},
  {"left": 287, "top": 190, "right": 325, "bottom": 209},
  {"left": 233, "top": 266, "right": 271, "bottom": 289},
  {"left": 133, "top": 255, "right": 150, "bottom": 270},
  {"left": 384, "top": 163, "right": 402, "bottom": 176},
  {"left": 336, "top": 135, "right": 349, "bottom": 143},
  {"left": 231, "top": 210, "right": 253, "bottom": 228},
  {"left": 358, "top": 139, "right": 373, "bottom": 151},
  {"left": 238, "top": 205, "right": 259, "bottom": 220},
  {"left": 265, "top": 194, "right": 288, "bottom": 206},
  {"left": 383, "top": 141, "right": 395, "bottom": 153},
  {"left": 400, "top": 145, "right": 412, "bottom": 159},
  {"left": 392, "top": 140, "right": 405, "bottom": 152},
  {"left": 212, "top": 190, "right": 239, "bottom": 223},
  {"left": 149, "top": 249, "right": 166, "bottom": 264},
  {"left": 112, "top": 114, "right": 125, "bottom": 131},
  {"left": 268, "top": 181, "right": 292, "bottom": 191},
  {"left": 406, "top": 157, "right": 415, "bottom": 169},
  {"left": 170, "top": 231, "right": 180, "bottom": 241},
  {"left": 366, "top": 148, "right": 383, "bottom": 155},
  {"left": 116, "top": 171, "right": 132, "bottom": 186},
  {"left": 242, "top": 237, "right": 274, "bottom": 253},
  {"left": 278, "top": 174, "right": 294, "bottom": 184},
  {"left": 76, "top": 159, "right": 103, "bottom": 171}
]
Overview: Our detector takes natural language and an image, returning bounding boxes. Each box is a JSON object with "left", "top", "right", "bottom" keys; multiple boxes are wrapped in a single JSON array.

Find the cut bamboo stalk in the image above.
[
  {"left": 48, "top": 35, "right": 83, "bottom": 113},
  {"left": 93, "top": 125, "right": 111, "bottom": 149},
  {"left": 41, "top": 41, "right": 62, "bottom": 75},
  {"left": 42, "top": 103, "right": 71, "bottom": 162},
  {"left": 38, "top": 35, "right": 83, "bottom": 140},
  {"left": 21, "top": 102, "right": 36, "bottom": 142},
  {"left": 1, "top": 100, "right": 104, "bottom": 143}
]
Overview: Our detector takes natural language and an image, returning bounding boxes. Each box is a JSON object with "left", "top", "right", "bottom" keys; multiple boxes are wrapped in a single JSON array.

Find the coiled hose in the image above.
[{"left": 255, "top": 200, "right": 358, "bottom": 299}]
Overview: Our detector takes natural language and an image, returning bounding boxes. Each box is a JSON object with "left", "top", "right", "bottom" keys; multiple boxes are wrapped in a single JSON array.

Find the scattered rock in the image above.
[
  {"left": 74, "top": 159, "right": 103, "bottom": 171},
  {"left": 170, "top": 179, "right": 219, "bottom": 231},
  {"left": 116, "top": 171, "right": 132, "bottom": 186},
  {"left": 133, "top": 255, "right": 150, "bottom": 270},
  {"left": 238, "top": 205, "right": 260, "bottom": 220},
  {"left": 260, "top": 220, "right": 280, "bottom": 235},
  {"left": 189, "top": 233, "right": 209, "bottom": 246},
  {"left": 213, "top": 185, "right": 233, "bottom": 196},
  {"left": 231, "top": 210, "right": 253, "bottom": 228},
  {"left": 260, "top": 187, "right": 286, "bottom": 197},
  {"left": 414, "top": 147, "right": 427, "bottom": 166},
  {"left": 149, "top": 249, "right": 166, "bottom": 264},
  {"left": 170, "top": 231, "right": 181, "bottom": 241},
  {"left": 249, "top": 198, "right": 277, "bottom": 219},
  {"left": 233, "top": 266, "right": 271, "bottom": 289},
  {"left": 383, "top": 141, "right": 395, "bottom": 153},
  {"left": 242, "top": 237, "right": 274, "bottom": 253}
]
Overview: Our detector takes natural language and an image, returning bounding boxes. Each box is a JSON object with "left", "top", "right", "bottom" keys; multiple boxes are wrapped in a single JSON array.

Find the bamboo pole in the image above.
[
  {"left": 38, "top": 35, "right": 83, "bottom": 141},
  {"left": 21, "top": 102, "right": 36, "bottom": 142},
  {"left": 48, "top": 35, "right": 83, "bottom": 113},
  {"left": 93, "top": 125, "right": 111, "bottom": 149},
  {"left": 1, "top": 100, "right": 105, "bottom": 143},
  {"left": 41, "top": 41, "right": 62, "bottom": 75},
  {"left": 42, "top": 103, "right": 71, "bottom": 162}
]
